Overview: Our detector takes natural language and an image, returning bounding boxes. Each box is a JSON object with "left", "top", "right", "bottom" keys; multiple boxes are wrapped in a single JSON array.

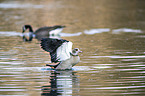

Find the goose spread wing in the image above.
[
  {"left": 41, "top": 38, "right": 67, "bottom": 53},
  {"left": 56, "top": 41, "right": 73, "bottom": 61},
  {"left": 40, "top": 38, "right": 72, "bottom": 63}
]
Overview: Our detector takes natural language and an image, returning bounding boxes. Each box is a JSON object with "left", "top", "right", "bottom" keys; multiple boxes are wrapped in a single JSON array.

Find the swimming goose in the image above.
[
  {"left": 22, "top": 25, "right": 65, "bottom": 41},
  {"left": 40, "top": 38, "right": 82, "bottom": 70}
]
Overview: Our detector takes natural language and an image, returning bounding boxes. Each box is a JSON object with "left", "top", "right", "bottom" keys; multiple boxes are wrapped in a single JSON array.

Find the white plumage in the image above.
[
  {"left": 49, "top": 28, "right": 64, "bottom": 35},
  {"left": 56, "top": 41, "right": 73, "bottom": 61}
]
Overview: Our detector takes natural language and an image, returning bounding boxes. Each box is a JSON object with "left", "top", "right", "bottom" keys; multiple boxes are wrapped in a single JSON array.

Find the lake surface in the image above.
[{"left": 1, "top": 0, "right": 145, "bottom": 96}]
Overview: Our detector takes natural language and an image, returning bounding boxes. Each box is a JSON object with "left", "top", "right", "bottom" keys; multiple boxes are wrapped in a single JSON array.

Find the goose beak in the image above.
[{"left": 79, "top": 50, "right": 82, "bottom": 53}]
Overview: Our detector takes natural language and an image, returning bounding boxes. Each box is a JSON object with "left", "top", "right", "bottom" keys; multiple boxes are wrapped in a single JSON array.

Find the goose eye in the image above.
[{"left": 75, "top": 49, "right": 78, "bottom": 51}]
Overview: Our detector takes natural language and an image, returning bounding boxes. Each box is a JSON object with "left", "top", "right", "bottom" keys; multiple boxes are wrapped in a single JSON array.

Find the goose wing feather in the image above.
[
  {"left": 56, "top": 41, "right": 73, "bottom": 61},
  {"left": 41, "top": 38, "right": 71, "bottom": 63},
  {"left": 41, "top": 38, "right": 67, "bottom": 53}
]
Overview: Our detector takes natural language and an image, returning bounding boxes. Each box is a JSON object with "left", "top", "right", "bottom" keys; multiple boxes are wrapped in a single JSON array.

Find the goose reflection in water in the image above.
[
  {"left": 41, "top": 70, "right": 79, "bottom": 96},
  {"left": 22, "top": 25, "right": 65, "bottom": 41}
]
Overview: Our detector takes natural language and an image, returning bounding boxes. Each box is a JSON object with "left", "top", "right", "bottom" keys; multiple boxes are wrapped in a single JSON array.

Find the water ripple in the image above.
[
  {"left": 93, "top": 85, "right": 145, "bottom": 90},
  {"left": 88, "top": 55, "right": 145, "bottom": 59},
  {"left": 0, "top": 3, "right": 43, "bottom": 9}
]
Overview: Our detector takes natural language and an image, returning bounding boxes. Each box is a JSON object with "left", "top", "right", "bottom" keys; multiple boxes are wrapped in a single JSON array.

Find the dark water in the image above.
[{"left": 1, "top": 0, "right": 145, "bottom": 96}]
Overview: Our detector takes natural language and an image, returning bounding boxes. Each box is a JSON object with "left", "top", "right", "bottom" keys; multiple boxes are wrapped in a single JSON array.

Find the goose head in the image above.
[
  {"left": 22, "top": 25, "right": 33, "bottom": 33},
  {"left": 71, "top": 48, "right": 82, "bottom": 56},
  {"left": 22, "top": 25, "right": 34, "bottom": 41}
]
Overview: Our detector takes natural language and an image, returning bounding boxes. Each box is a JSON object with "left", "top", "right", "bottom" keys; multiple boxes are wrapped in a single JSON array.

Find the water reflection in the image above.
[{"left": 41, "top": 70, "right": 79, "bottom": 96}]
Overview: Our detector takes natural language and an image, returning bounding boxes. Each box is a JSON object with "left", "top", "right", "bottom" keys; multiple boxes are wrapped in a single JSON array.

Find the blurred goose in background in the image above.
[
  {"left": 22, "top": 25, "right": 65, "bottom": 41},
  {"left": 40, "top": 38, "right": 82, "bottom": 70}
]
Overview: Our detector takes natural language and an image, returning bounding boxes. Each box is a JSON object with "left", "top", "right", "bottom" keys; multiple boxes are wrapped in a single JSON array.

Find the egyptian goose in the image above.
[{"left": 40, "top": 38, "right": 82, "bottom": 70}]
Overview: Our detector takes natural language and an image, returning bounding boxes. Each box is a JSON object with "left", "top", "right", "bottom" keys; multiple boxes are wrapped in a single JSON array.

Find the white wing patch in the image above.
[
  {"left": 56, "top": 41, "right": 73, "bottom": 61},
  {"left": 49, "top": 28, "right": 63, "bottom": 35}
]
